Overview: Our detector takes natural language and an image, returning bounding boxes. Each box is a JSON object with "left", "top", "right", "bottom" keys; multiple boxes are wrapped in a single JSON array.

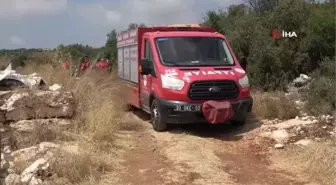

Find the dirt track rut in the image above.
[{"left": 118, "top": 112, "right": 309, "bottom": 185}]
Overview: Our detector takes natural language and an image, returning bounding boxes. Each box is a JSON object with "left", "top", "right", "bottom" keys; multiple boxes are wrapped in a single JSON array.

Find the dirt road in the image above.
[{"left": 115, "top": 111, "right": 314, "bottom": 185}]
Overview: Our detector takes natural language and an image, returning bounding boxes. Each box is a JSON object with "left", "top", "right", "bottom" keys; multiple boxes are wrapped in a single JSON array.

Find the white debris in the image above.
[
  {"left": 262, "top": 119, "right": 314, "bottom": 130},
  {"left": 3, "top": 146, "right": 12, "bottom": 154},
  {"left": 274, "top": 144, "right": 284, "bottom": 149},
  {"left": 260, "top": 129, "right": 290, "bottom": 143},
  {"left": 293, "top": 74, "right": 311, "bottom": 87},
  {"left": 295, "top": 139, "right": 313, "bottom": 146},
  {"left": 0, "top": 63, "right": 45, "bottom": 90},
  {"left": 49, "top": 84, "right": 62, "bottom": 91}
]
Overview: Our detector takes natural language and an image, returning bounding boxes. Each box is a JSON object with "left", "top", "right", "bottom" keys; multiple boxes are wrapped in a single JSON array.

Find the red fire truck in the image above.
[{"left": 117, "top": 24, "right": 252, "bottom": 132}]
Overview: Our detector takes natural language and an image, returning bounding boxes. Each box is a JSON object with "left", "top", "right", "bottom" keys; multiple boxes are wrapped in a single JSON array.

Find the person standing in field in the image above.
[
  {"left": 80, "top": 56, "right": 91, "bottom": 72},
  {"left": 95, "top": 58, "right": 109, "bottom": 70},
  {"left": 62, "top": 60, "right": 70, "bottom": 70}
]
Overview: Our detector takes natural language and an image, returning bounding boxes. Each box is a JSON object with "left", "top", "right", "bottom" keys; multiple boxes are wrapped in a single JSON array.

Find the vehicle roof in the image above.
[{"left": 145, "top": 31, "right": 224, "bottom": 38}]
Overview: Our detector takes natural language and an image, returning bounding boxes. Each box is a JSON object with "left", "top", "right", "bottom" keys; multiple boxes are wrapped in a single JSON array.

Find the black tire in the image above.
[
  {"left": 231, "top": 119, "right": 247, "bottom": 126},
  {"left": 126, "top": 104, "right": 137, "bottom": 112},
  {"left": 150, "top": 99, "right": 167, "bottom": 132},
  {"left": 0, "top": 79, "right": 25, "bottom": 91}
]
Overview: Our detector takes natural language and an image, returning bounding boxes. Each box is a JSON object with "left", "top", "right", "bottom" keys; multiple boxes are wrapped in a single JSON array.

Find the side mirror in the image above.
[
  {"left": 139, "top": 59, "right": 151, "bottom": 75},
  {"left": 239, "top": 57, "right": 247, "bottom": 71}
]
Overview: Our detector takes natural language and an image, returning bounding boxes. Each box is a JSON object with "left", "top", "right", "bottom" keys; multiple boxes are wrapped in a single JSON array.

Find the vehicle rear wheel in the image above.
[
  {"left": 126, "top": 104, "right": 137, "bottom": 112},
  {"left": 151, "top": 99, "right": 167, "bottom": 132}
]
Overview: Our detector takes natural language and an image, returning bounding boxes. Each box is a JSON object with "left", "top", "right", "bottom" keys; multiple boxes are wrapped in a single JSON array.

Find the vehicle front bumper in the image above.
[{"left": 156, "top": 97, "right": 253, "bottom": 124}]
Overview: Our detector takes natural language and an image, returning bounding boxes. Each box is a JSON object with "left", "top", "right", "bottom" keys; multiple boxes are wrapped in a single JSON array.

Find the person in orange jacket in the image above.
[
  {"left": 80, "top": 56, "right": 91, "bottom": 72},
  {"left": 62, "top": 61, "right": 70, "bottom": 70},
  {"left": 95, "top": 58, "right": 109, "bottom": 70}
]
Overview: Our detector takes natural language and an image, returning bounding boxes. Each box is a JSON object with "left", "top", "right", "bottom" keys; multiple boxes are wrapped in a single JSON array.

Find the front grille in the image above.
[{"left": 188, "top": 80, "right": 239, "bottom": 100}]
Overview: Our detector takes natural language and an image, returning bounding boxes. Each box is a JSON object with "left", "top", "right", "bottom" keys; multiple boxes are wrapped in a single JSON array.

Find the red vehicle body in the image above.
[{"left": 117, "top": 24, "right": 253, "bottom": 132}]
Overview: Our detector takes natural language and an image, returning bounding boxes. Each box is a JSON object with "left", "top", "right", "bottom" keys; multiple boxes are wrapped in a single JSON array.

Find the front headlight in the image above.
[
  {"left": 161, "top": 74, "right": 185, "bottom": 91},
  {"left": 238, "top": 75, "right": 250, "bottom": 88}
]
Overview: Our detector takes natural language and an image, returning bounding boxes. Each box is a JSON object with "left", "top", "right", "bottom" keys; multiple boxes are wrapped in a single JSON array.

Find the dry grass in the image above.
[
  {"left": 252, "top": 91, "right": 300, "bottom": 120},
  {"left": 275, "top": 141, "right": 336, "bottom": 185},
  {"left": 0, "top": 56, "right": 11, "bottom": 69},
  {"left": 48, "top": 151, "right": 111, "bottom": 185}
]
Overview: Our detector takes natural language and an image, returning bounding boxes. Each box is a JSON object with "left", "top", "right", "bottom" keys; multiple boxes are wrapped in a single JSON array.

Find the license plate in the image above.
[{"left": 174, "top": 104, "right": 201, "bottom": 112}]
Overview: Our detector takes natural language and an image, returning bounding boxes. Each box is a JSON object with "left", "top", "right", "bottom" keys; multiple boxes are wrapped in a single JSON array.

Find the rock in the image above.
[
  {"left": 12, "top": 142, "right": 58, "bottom": 163},
  {"left": 21, "top": 158, "right": 49, "bottom": 184},
  {"left": 0, "top": 159, "right": 9, "bottom": 170},
  {"left": 0, "top": 90, "right": 75, "bottom": 121},
  {"left": 39, "top": 142, "right": 60, "bottom": 151},
  {"left": 3, "top": 146, "right": 11, "bottom": 154},
  {"left": 29, "top": 176, "right": 43, "bottom": 185},
  {"left": 295, "top": 139, "right": 313, "bottom": 146},
  {"left": 264, "top": 119, "right": 314, "bottom": 130},
  {"left": 12, "top": 146, "right": 40, "bottom": 162},
  {"left": 315, "top": 137, "right": 321, "bottom": 141},
  {"left": 5, "top": 173, "right": 21, "bottom": 185},
  {"left": 271, "top": 130, "right": 290, "bottom": 143},
  {"left": 10, "top": 119, "right": 72, "bottom": 132},
  {"left": 7, "top": 168, "right": 15, "bottom": 174},
  {"left": 302, "top": 116, "right": 308, "bottom": 121},
  {"left": 274, "top": 144, "right": 284, "bottom": 149},
  {"left": 260, "top": 129, "right": 290, "bottom": 143},
  {"left": 311, "top": 119, "right": 318, "bottom": 124},
  {"left": 49, "top": 84, "right": 62, "bottom": 91}
]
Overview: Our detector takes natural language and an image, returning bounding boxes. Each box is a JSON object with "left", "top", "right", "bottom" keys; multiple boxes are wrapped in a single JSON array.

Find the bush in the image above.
[
  {"left": 304, "top": 57, "right": 336, "bottom": 115},
  {"left": 252, "top": 91, "right": 299, "bottom": 120},
  {"left": 203, "top": 0, "right": 335, "bottom": 91}
]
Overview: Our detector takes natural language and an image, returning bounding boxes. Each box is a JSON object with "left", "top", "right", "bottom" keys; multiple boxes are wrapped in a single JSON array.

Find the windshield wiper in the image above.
[{"left": 162, "top": 60, "right": 182, "bottom": 66}]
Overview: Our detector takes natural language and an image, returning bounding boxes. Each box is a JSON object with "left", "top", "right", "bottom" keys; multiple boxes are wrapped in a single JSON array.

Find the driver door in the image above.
[{"left": 139, "top": 37, "right": 155, "bottom": 113}]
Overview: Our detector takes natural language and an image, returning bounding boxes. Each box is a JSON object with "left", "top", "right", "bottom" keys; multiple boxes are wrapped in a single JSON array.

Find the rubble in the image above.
[
  {"left": 48, "top": 84, "right": 62, "bottom": 91},
  {"left": 293, "top": 74, "right": 311, "bottom": 87},
  {"left": 0, "top": 63, "right": 45, "bottom": 90},
  {"left": 0, "top": 90, "right": 75, "bottom": 121},
  {"left": 260, "top": 114, "right": 335, "bottom": 148},
  {"left": 286, "top": 74, "right": 312, "bottom": 95},
  {"left": 1, "top": 142, "right": 59, "bottom": 185},
  {"left": 261, "top": 74, "right": 334, "bottom": 147},
  {"left": 0, "top": 68, "right": 75, "bottom": 184},
  {"left": 10, "top": 119, "right": 71, "bottom": 132},
  {"left": 274, "top": 143, "right": 284, "bottom": 149},
  {"left": 295, "top": 139, "right": 313, "bottom": 146}
]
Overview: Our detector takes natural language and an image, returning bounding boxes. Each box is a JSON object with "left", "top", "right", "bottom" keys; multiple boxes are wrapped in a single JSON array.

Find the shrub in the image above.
[
  {"left": 304, "top": 57, "right": 336, "bottom": 115},
  {"left": 252, "top": 91, "right": 299, "bottom": 120}
]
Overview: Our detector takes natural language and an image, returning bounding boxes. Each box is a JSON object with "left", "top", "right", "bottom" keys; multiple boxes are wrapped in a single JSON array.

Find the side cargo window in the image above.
[
  {"left": 144, "top": 39, "right": 156, "bottom": 76},
  {"left": 144, "top": 39, "right": 153, "bottom": 61}
]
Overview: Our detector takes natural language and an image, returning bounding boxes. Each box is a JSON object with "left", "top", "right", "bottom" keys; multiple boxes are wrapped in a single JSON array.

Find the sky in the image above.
[{"left": 0, "top": 0, "right": 244, "bottom": 49}]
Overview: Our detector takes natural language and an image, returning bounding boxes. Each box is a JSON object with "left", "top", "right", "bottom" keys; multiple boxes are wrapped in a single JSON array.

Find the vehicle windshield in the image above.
[{"left": 155, "top": 37, "right": 235, "bottom": 66}]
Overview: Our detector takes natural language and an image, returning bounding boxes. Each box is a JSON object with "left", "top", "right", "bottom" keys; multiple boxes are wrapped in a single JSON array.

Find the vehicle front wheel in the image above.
[
  {"left": 151, "top": 100, "right": 167, "bottom": 132},
  {"left": 231, "top": 119, "right": 247, "bottom": 126}
]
